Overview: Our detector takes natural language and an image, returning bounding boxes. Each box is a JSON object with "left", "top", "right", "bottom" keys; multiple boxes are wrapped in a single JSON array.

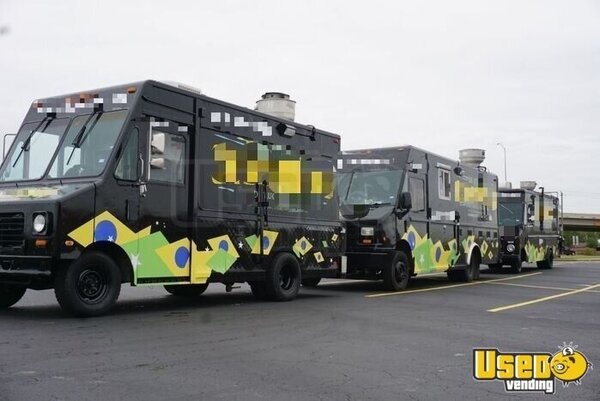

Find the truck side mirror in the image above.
[
  {"left": 399, "top": 192, "right": 412, "bottom": 210},
  {"left": 3, "top": 134, "right": 15, "bottom": 158}
]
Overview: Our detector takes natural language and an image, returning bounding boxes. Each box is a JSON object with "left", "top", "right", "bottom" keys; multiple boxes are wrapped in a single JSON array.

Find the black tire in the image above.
[
  {"left": 448, "top": 251, "right": 480, "bottom": 282},
  {"left": 537, "top": 249, "right": 554, "bottom": 270},
  {"left": 264, "top": 253, "right": 301, "bottom": 301},
  {"left": 301, "top": 278, "right": 322, "bottom": 288},
  {"left": 164, "top": 283, "right": 209, "bottom": 297},
  {"left": 510, "top": 258, "right": 522, "bottom": 274},
  {"left": 54, "top": 251, "right": 121, "bottom": 317},
  {"left": 0, "top": 284, "right": 26, "bottom": 308},
  {"left": 249, "top": 281, "right": 270, "bottom": 301},
  {"left": 383, "top": 251, "right": 410, "bottom": 291},
  {"left": 488, "top": 263, "right": 503, "bottom": 272}
]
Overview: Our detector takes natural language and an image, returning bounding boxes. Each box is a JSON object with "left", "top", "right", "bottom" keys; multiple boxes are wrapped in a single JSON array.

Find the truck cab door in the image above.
[
  {"left": 405, "top": 174, "right": 429, "bottom": 272},
  {"left": 133, "top": 117, "right": 193, "bottom": 284}
]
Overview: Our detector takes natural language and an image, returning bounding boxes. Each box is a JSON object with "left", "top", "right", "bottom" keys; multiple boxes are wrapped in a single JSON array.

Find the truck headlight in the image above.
[
  {"left": 361, "top": 226, "right": 374, "bottom": 236},
  {"left": 33, "top": 213, "right": 47, "bottom": 234},
  {"left": 506, "top": 244, "right": 516, "bottom": 253}
]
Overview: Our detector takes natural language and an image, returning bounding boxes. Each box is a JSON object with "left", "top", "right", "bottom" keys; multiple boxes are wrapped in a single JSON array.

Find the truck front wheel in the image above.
[
  {"left": 55, "top": 251, "right": 122, "bottom": 317},
  {"left": 0, "top": 284, "right": 26, "bottom": 308},
  {"left": 510, "top": 258, "right": 522, "bottom": 273},
  {"left": 383, "top": 251, "right": 410, "bottom": 291}
]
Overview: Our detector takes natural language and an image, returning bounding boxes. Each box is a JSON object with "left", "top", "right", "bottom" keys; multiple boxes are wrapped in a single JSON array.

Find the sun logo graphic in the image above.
[{"left": 550, "top": 343, "right": 592, "bottom": 387}]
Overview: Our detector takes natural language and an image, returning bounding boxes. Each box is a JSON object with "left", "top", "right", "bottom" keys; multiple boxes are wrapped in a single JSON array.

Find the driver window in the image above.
[
  {"left": 149, "top": 128, "right": 185, "bottom": 184},
  {"left": 115, "top": 128, "right": 139, "bottom": 181},
  {"left": 437, "top": 168, "right": 451, "bottom": 200}
]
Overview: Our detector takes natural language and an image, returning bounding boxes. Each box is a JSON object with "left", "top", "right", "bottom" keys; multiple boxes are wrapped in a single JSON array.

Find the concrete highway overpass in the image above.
[{"left": 561, "top": 213, "right": 600, "bottom": 232}]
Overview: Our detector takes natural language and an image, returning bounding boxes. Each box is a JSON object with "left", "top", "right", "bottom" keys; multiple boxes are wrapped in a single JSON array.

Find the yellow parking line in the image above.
[
  {"left": 486, "top": 282, "right": 600, "bottom": 293},
  {"left": 321, "top": 273, "right": 447, "bottom": 287},
  {"left": 486, "top": 282, "right": 575, "bottom": 291},
  {"left": 366, "top": 272, "right": 542, "bottom": 298},
  {"left": 488, "top": 283, "right": 600, "bottom": 313}
]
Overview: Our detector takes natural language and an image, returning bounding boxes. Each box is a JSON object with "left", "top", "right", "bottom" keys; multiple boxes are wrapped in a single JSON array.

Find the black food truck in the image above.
[
  {"left": 0, "top": 81, "right": 343, "bottom": 316},
  {"left": 490, "top": 181, "right": 560, "bottom": 272},
  {"left": 337, "top": 147, "right": 499, "bottom": 290}
]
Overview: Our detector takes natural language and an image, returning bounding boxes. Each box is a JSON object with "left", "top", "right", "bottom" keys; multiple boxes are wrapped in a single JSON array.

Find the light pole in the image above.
[{"left": 496, "top": 142, "right": 507, "bottom": 184}]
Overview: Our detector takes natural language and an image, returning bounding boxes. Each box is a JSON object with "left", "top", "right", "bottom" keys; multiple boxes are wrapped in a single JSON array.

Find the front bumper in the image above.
[
  {"left": 345, "top": 250, "right": 395, "bottom": 279},
  {"left": 0, "top": 255, "right": 53, "bottom": 286},
  {"left": 500, "top": 254, "right": 520, "bottom": 264}
]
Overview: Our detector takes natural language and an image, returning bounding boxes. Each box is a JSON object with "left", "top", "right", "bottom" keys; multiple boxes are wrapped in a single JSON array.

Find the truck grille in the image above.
[{"left": 0, "top": 213, "right": 25, "bottom": 249}]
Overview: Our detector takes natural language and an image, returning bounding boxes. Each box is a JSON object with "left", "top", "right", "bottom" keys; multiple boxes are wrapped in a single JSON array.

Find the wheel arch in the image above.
[{"left": 466, "top": 243, "right": 481, "bottom": 266}]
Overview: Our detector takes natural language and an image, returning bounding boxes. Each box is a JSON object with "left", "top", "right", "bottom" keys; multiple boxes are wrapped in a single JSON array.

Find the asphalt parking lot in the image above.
[{"left": 1, "top": 261, "right": 598, "bottom": 401}]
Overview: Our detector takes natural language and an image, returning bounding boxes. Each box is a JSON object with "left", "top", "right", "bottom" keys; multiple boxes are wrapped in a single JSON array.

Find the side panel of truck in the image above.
[{"left": 64, "top": 82, "right": 342, "bottom": 287}]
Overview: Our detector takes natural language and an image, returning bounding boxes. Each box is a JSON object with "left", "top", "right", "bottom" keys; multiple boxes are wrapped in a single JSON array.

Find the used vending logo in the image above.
[{"left": 473, "top": 343, "right": 592, "bottom": 394}]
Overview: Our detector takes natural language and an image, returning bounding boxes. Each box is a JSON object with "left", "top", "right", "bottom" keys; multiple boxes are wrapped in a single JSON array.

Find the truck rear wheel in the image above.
[
  {"left": 448, "top": 251, "right": 480, "bottom": 282},
  {"left": 55, "top": 251, "right": 121, "bottom": 317},
  {"left": 383, "top": 251, "right": 410, "bottom": 291},
  {"left": 249, "top": 281, "right": 269, "bottom": 300},
  {"left": 537, "top": 249, "right": 554, "bottom": 269},
  {"left": 264, "top": 253, "right": 301, "bottom": 301},
  {"left": 164, "top": 283, "right": 209, "bottom": 297},
  {"left": 0, "top": 284, "right": 26, "bottom": 308}
]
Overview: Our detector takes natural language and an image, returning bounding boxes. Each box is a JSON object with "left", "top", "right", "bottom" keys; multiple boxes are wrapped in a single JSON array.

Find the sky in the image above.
[{"left": 0, "top": 0, "right": 599, "bottom": 213}]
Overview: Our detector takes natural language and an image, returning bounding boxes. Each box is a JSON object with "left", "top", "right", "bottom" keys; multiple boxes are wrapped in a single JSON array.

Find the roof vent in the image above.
[
  {"left": 255, "top": 92, "right": 296, "bottom": 121},
  {"left": 520, "top": 181, "right": 537, "bottom": 191},
  {"left": 459, "top": 148, "right": 486, "bottom": 167}
]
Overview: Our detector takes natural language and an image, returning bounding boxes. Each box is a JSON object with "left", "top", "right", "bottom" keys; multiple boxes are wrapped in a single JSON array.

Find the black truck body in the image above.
[
  {"left": 337, "top": 146, "right": 500, "bottom": 290},
  {"left": 0, "top": 80, "right": 343, "bottom": 315},
  {"left": 492, "top": 188, "right": 560, "bottom": 272}
]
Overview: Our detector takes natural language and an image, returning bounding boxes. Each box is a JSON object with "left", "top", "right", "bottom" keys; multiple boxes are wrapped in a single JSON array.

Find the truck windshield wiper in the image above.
[
  {"left": 343, "top": 171, "right": 355, "bottom": 201},
  {"left": 12, "top": 116, "right": 54, "bottom": 168},
  {"left": 66, "top": 111, "right": 102, "bottom": 166},
  {"left": 71, "top": 111, "right": 102, "bottom": 148}
]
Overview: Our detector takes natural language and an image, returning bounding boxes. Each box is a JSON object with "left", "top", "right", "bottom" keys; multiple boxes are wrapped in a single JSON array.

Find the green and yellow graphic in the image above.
[
  {"left": 401, "top": 225, "right": 459, "bottom": 273},
  {"left": 402, "top": 225, "right": 495, "bottom": 273},
  {"left": 524, "top": 241, "right": 554, "bottom": 263},
  {"left": 245, "top": 230, "right": 279, "bottom": 255},
  {"left": 67, "top": 211, "right": 253, "bottom": 284},
  {"left": 292, "top": 237, "right": 313, "bottom": 257}
]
